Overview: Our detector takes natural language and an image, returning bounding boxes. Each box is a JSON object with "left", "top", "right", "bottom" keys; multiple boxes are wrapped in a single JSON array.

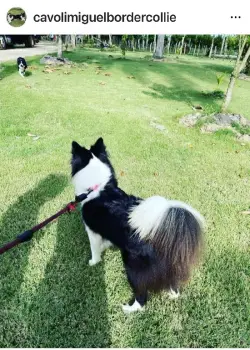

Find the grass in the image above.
[{"left": 0, "top": 48, "right": 249, "bottom": 348}]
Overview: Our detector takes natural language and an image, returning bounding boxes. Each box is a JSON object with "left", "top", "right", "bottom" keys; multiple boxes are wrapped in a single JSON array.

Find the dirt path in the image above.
[{"left": 0, "top": 41, "right": 57, "bottom": 62}]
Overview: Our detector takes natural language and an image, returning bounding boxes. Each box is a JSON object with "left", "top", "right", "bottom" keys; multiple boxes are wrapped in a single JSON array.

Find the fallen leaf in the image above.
[
  {"left": 192, "top": 105, "right": 203, "bottom": 110},
  {"left": 43, "top": 68, "right": 54, "bottom": 73},
  {"left": 127, "top": 75, "right": 135, "bottom": 79},
  {"left": 104, "top": 72, "right": 112, "bottom": 76},
  {"left": 241, "top": 210, "right": 250, "bottom": 215},
  {"left": 153, "top": 172, "right": 158, "bottom": 176},
  {"left": 120, "top": 171, "right": 125, "bottom": 176},
  {"left": 25, "top": 85, "right": 32, "bottom": 89},
  {"left": 29, "top": 65, "right": 38, "bottom": 70}
]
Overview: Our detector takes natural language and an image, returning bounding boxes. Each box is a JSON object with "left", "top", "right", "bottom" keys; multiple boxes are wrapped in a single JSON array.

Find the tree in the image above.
[
  {"left": 166, "top": 35, "right": 171, "bottom": 54},
  {"left": 71, "top": 35, "right": 76, "bottom": 49},
  {"left": 245, "top": 57, "right": 250, "bottom": 75},
  {"left": 239, "top": 44, "right": 250, "bottom": 73},
  {"left": 109, "top": 35, "right": 112, "bottom": 46},
  {"left": 57, "top": 35, "right": 63, "bottom": 58},
  {"left": 179, "top": 35, "right": 186, "bottom": 55},
  {"left": 222, "top": 35, "right": 248, "bottom": 112},
  {"left": 209, "top": 36, "right": 215, "bottom": 58},
  {"left": 153, "top": 35, "right": 165, "bottom": 59},
  {"left": 220, "top": 35, "right": 225, "bottom": 55},
  {"left": 153, "top": 35, "right": 157, "bottom": 52}
]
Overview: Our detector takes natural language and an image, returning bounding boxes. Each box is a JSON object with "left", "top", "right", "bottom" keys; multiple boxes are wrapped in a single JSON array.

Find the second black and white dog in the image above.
[
  {"left": 71, "top": 138, "right": 204, "bottom": 313},
  {"left": 17, "top": 57, "right": 27, "bottom": 77}
]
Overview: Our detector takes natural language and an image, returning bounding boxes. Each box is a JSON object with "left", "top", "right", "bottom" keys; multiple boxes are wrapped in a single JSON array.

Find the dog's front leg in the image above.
[{"left": 85, "top": 226, "right": 103, "bottom": 266}]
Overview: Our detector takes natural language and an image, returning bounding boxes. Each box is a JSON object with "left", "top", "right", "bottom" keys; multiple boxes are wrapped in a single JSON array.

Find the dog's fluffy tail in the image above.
[{"left": 129, "top": 196, "right": 204, "bottom": 285}]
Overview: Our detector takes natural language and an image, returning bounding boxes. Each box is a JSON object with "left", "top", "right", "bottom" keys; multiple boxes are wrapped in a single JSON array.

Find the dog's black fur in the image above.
[
  {"left": 17, "top": 57, "right": 27, "bottom": 77},
  {"left": 71, "top": 138, "right": 204, "bottom": 310}
]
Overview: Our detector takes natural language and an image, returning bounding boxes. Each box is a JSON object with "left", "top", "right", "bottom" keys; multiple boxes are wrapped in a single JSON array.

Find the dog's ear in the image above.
[
  {"left": 90, "top": 137, "right": 107, "bottom": 157},
  {"left": 72, "top": 141, "right": 92, "bottom": 158},
  {"left": 71, "top": 141, "right": 82, "bottom": 155}
]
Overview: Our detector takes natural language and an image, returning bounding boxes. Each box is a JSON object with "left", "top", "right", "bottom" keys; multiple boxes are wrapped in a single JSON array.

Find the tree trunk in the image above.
[
  {"left": 222, "top": 36, "right": 248, "bottom": 112},
  {"left": 153, "top": 35, "right": 165, "bottom": 59},
  {"left": 197, "top": 43, "right": 201, "bottom": 56},
  {"left": 71, "top": 35, "right": 76, "bottom": 49},
  {"left": 179, "top": 35, "right": 185, "bottom": 55},
  {"left": 153, "top": 35, "right": 157, "bottom": 52},
  {"left": 166, "top": 35, "right": 171, "bottom": 54},
  {"left": 239, "top": 45, "right": 250, "bottom": 73},
  {"left": 245, "top": 58, "right": 250, "bottom": 75},
  {"left": 223, "top": 36, "right": 228, "bottom": 55},
  {"left": 146, "top": 35, "right": 149, "bottom": 50},
  {"left": 220, "top": 36, "right": 225, "bottom": 55},
  {"left": 57, "top": 35, "right": 63, "bottom": 58},
  {"left": 109, "top": 35, "right": 112, "bottom": 46},
  {"left": 209, "top": 36, "right": 215, "bottom": 58}
]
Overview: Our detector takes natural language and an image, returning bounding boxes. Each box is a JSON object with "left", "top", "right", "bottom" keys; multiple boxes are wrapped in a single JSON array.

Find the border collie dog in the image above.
[
  {"left": 71, "top": 138, "right": 204, "bottom": 313},
  {"left": 17, "top": 57, "right": 27, "bottom": 77},
  {"left": 7, "top": 14, "right": 14, "bottom": 24}
]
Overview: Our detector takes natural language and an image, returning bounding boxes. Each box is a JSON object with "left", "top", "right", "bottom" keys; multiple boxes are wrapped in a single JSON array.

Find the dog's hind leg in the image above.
[
  {"left": 85, "top": 226, "right": 103, "bottom": 266},
  {"left": 122, "top": 268, "right": 148, "bottom": 313},
  {"left": 101, "top": 239, "right": 113, "bottom": 252}
]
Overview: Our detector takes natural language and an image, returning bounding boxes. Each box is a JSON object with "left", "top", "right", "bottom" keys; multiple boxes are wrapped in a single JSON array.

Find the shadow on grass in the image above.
[
  {"left": 0, "top": 173, "right": 110, "bottom": 347},
  {"left": 25, "top": 212, "right": 111, "bottom": 347},
  {"left": 142, "top": 83, "right": 220, "bottom": 112},
  {"left": 63, "top": 50, "right": 225, "bottom": 111}
]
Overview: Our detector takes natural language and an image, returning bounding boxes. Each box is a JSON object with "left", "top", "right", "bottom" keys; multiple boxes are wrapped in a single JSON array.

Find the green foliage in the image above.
[
  {"left": 216, "top": 73, "right": 225, "bottom": 86},
  {"left": 231, "top": 122, "right": 250, "bottom": 135}
]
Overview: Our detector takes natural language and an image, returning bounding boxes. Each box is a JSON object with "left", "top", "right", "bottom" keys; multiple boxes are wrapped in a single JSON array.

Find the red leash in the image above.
[{"left": 0, "top": 191, "right": 92, "bottom": 256}]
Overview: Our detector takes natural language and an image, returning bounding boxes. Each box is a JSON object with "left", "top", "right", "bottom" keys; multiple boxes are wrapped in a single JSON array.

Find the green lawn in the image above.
[{"left": 0, "top": 48, "right": 249, "bottom": 347}]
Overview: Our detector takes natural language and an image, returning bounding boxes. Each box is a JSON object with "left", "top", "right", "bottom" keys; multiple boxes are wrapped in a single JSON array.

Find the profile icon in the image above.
[{"left": 7, "top": 8, "right": 26, "bottom": 27}]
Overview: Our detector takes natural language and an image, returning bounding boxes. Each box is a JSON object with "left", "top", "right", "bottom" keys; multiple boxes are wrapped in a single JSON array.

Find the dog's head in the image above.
[
  {"left": 71, "top": 137, "right": 117, "bottom": 199},
  {"left": 7, "top": 14, "right": 14, "bottom": 22}
]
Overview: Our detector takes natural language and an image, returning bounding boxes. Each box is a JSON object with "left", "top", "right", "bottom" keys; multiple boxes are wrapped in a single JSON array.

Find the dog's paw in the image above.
[
  {"left": 122, "top": 302, "right": 143, "bottom": 314},
  {"left": 168, "top": 288, "right": 180, "bottom": 299},
  {"left": 88, "top": 258, "right": 101, "bottom": 266}
]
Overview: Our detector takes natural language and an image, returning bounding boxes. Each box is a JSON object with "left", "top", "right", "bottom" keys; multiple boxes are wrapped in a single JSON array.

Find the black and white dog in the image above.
[
  {"left": 71, "top": 138, "right": 204, "bottom": 313},
  {"left": 17, "top": 57, "right": 27, "bottom": 77},
  {"left": 7, "top": 13, "right": 14, "bottom": 24}
]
